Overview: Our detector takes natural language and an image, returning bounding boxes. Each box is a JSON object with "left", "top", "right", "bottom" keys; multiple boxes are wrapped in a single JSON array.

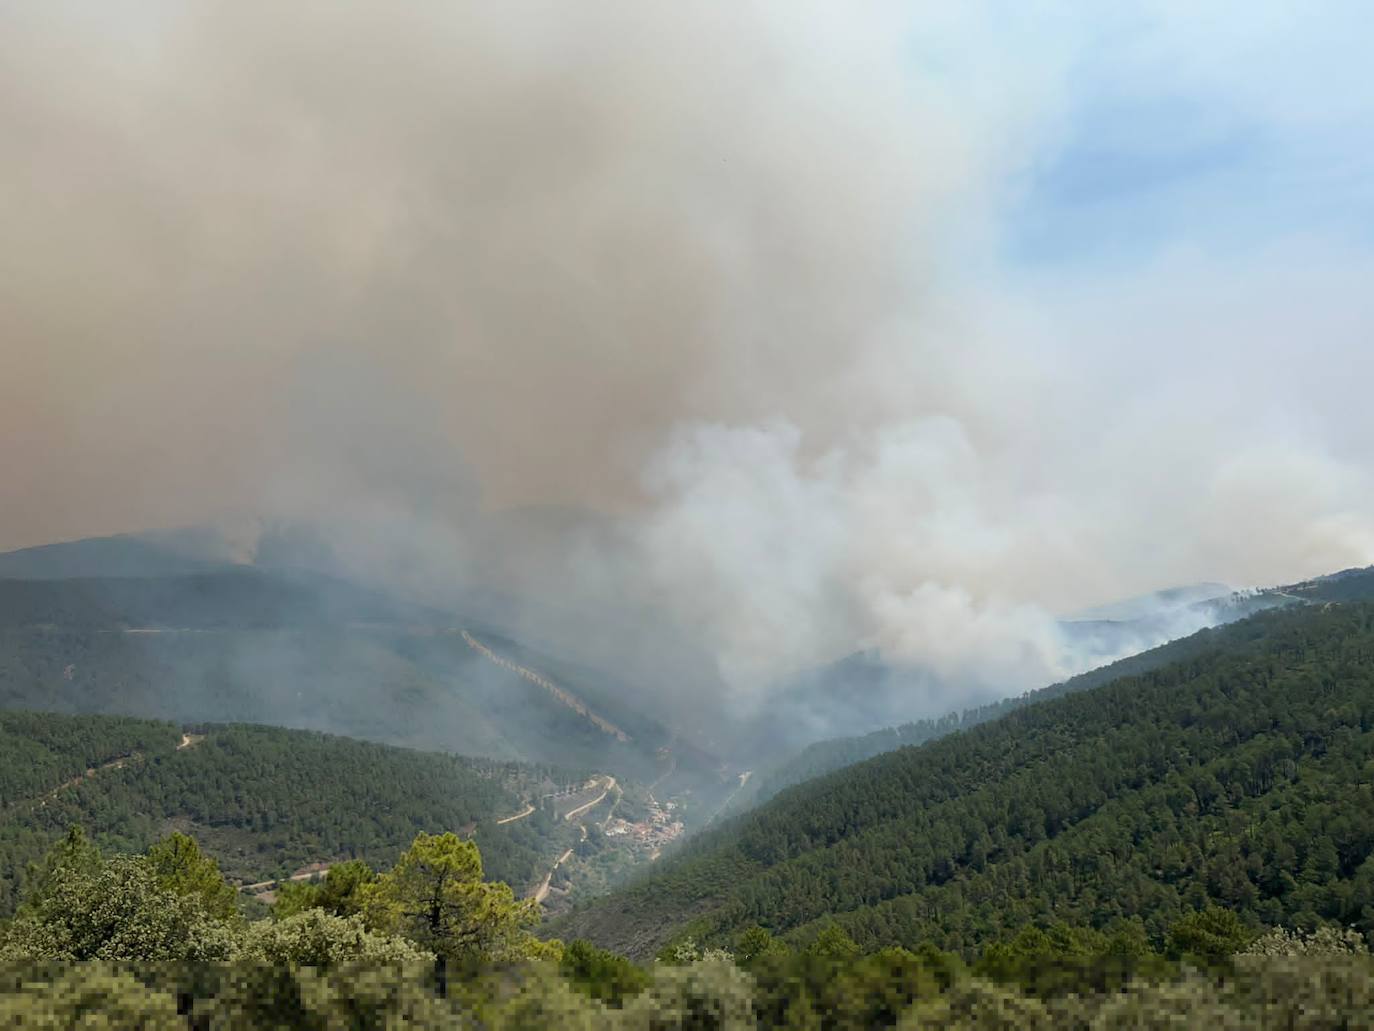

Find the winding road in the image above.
[
  {"left": 496, "top": 803, "right": 535, "bottom": 825},
  {"left": 563, "top": 776, "right": 616, "bottom": 821},
  {"left": 599, "top": 781, "right": 624, "bottom": 830},
  {"left": 522, "top": 773, "right": 618, "bottom": 906},
  {"left": 2, "top": 752, "right": 142, "bottom": 819}
]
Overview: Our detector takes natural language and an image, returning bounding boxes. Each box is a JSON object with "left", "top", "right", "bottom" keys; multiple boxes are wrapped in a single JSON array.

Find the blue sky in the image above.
[{"left": 1000, "top": 3, "right": 1374, "bottom": 267}]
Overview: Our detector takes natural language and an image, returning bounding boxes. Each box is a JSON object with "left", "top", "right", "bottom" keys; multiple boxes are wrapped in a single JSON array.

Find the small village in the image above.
[{"left": 603, "top": 796, "right": 684, "bottom": 858}]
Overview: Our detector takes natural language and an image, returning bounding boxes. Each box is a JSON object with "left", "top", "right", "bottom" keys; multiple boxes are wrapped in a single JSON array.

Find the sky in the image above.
[
  {"left": 1008, "top": 4, "right": 1374, "bottom": 263},
  {"left": 3, "top": 1, "right": 1373, "bottom": 705}
]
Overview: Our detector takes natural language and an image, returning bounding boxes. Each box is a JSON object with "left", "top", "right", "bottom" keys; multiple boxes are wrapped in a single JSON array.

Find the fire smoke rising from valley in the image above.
[{"left": 4, "top": 2, "right": 1374, "bottom": 719}]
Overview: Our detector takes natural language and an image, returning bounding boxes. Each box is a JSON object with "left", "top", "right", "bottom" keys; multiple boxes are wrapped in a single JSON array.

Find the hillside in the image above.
[
  {"left": 0, "top": 528, "right": 237, "bottom": 580},
  {"left": 0, "top": 524, "right": 739, "bottom": 749},
  {"left": 0, "top": 565, "right": 731, "bottom": 806},
  {"left": 731, "top": 621, "right": 1257, "bottom": 813},
  {"left": 555, "top": 599, "right": 1374, "bottom": 959},
  {"left": 0, "top": 710, "right": 587, "bottom": 915},
  {"left": 734, "top": 570, "right": 1371, "bottom": 810},
  {"left": 726, "top": 580, "right": 1295, "bottom": 761}
]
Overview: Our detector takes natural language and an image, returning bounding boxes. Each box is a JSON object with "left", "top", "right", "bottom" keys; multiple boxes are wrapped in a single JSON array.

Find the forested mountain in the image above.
[
  {"left": 0, "top": 527, "right": 249, "bottom": 580},
  {"left": 0, "top": 566, "right": 433, "bottom": 630},
  {"left": 726, "top": 577, "right": 1304, "bottom": 761},
  {"left": 0, "top": 564, "right": 731, "bottom": 804},
  {"left": 730, "top": 621, "right": 1255, "bottom": 813},
  {"left": 0, "top": 710, "right": 586, "bottom": 915},
  {"left": 556, "top": 598, "right": 1374, "bottom": 959},
  {"left": 735, "top": 568, "right": 1374, "bottom": 810}
]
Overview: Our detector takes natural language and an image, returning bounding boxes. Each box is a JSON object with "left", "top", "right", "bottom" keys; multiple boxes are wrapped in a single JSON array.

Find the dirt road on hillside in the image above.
[
  {"left": 564, "top": 776, "right": 616, "bottom": 821},
  {"left": 533, "top": 848, "right": 575, "bottom": 904},
  {"left": 496, "top": 803, "right": 535, "bottom": 825}
]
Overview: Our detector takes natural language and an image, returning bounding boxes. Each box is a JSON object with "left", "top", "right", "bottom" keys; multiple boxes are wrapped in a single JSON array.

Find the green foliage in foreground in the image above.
[
  {"left": 1, "top": 826, "right": 1372, "bottom": 1027},
  {"left": 273, "top": 858, "right": 377, "bottom": 918},
  {"left": 1, "top": 950, "right": 1372, "bottom": 1029},
  {"left": 0, "top": 829, "right": 548, "bottom": 971},
  {"left": 0, "top": 828, "right": 236, "bottom": 963}
]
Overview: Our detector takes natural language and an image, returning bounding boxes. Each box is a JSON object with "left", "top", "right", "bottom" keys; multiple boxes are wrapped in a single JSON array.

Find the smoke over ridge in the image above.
[{"left": 4, "top": 2, "right": 1374, "bottom": 716}]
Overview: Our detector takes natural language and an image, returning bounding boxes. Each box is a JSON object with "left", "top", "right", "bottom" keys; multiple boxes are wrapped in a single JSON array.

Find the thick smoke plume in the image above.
[{"left": 4, "top": 2, "right": 1373, "bottom": 720}]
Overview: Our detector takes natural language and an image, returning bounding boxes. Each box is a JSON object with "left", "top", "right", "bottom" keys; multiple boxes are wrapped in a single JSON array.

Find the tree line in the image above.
[{"left": 1, "top": 827, "right": 1370, "bottom": 1028}]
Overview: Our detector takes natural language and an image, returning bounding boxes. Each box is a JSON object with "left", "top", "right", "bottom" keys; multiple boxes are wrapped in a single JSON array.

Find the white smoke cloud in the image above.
[{"left": 3, "top": 2, "right": 1374, "bottom": 722}]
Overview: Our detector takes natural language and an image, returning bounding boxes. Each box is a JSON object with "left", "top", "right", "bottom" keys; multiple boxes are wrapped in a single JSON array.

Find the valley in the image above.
[
  {"left": 2, "top": 534, "right": 1373, "bottom": 1026},
  {"left": 555, "top": 594, "right": 1374, "bottom": 960},
  {"left": 7, "top": 7, "right": 1374, "bottom": 1023}
]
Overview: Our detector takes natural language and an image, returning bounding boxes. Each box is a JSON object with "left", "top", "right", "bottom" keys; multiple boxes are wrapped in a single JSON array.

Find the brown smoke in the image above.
[{"left": 4, "top": 3, "right": 1373, "bottom": 704}]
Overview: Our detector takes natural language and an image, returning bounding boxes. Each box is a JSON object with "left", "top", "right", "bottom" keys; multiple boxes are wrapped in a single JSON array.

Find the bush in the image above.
[
  {"left": 0, "top": 965, "right": 183, "bottom": 1030},
  {"left": 622, "top": 956, "right": 756, "bottom": 1030},
  {"left": 560, "top": 938, "right": 650, "bottom": 1005},
  {"left": 234, "top": 909, "right": 431, "bottom": 966},
  {"left": 898, "top": 978, "right": 1053, "bottom": 1030},
  {"left": 1166, "top": 906, "right": 1252, "bottom": 961},
  {"left": 1, "top": 855, "right": 235, "bottom": 962},
  {"left": 1237, "top": 955, "right": 1374, "bottom": 1029},
  {"left": 195, "top": 960, "right": 450, "bottom": 1030},
  {"left": 1241, "top": 925, "right": 1370, "bottom": 958},
  {"left": 1084, "top": 973, "right": 1252, "bottom": 1030},
  {"left": 470, "top": 964, "right": 608, "bottom": 1030}
]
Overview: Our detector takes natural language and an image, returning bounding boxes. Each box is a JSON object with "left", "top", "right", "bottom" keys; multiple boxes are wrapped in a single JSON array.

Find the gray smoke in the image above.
[{"left": 3, "top": 2, "right": 1373, "bottom": 722}]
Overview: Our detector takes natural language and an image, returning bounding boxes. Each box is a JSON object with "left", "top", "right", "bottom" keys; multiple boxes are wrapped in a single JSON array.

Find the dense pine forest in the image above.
[
  {"left": 731, "top": 613, "right": 1238, "bottom": 810},
  {"left": 0, "top": 712, "right": 583, "bottom": 912},
  {"left": 558, "top": 601, "right": 1374, "bottom": 961},
  {"left": 740, "top": 572, "right": 1368, "bottom": 810}
]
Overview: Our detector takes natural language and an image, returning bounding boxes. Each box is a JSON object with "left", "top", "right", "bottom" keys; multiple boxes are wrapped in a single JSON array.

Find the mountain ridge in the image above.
[
  {"left": 732, "top": 569, "right": 1371, "bottom": 809},
  {"left": 552, "top": 588, "right": 1374, "bottom": 959}
]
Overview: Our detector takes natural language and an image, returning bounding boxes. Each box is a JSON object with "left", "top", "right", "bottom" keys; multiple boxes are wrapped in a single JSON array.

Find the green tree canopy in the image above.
[
  {"left": 361, "top": 831, "right": 545, "bottom": 964},
  {"left": 274, "top": 859, "right": 377, "bottom": 919},
  {"left": 0, "top": 966, "right": 183, "bottom": 1030},
  {"left": 235, "top": 909, "right": 431, "bottom": 966},
  {"left": 1168, "top": 905, "right": 1253, "bottom": 961},
  {"left": 560, "top": 937, "right": 650, "bottom": 1005},
  {"left": 1, "top": 852, "right": 234, "bottom": 962},
  {"left": 146, "top": 831, "right": 239, "bottom": 921}
]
